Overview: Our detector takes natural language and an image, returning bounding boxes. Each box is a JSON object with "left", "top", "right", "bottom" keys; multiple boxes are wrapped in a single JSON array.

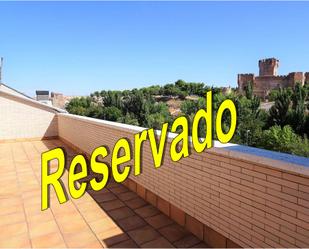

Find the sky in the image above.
[{"left": 1, "top": 1, "right": 309, "bottom": 96}]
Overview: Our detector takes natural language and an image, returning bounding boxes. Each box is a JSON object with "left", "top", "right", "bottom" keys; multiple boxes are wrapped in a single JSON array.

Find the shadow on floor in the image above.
[{"left": 42, "top": 139, "right": 210, "bottom": 248}]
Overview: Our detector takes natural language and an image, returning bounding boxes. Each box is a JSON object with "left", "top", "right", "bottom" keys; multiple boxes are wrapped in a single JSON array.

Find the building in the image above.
[
  {"left": 36, "top": 90, "right": 52, "bottom": 106},
  {"left": 238, "top": 58, "right": 309, "bottom": 99},
  {"left": 1, "top": 83, "right": 309, "bottom": 248}
]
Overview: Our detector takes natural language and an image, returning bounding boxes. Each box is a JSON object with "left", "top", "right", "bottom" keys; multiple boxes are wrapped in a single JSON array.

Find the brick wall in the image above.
[
  {"left": 58, "top": 113, "right": 309, "bottom": 248},
  {"left": 0, "top": 93, "right": 58, "bottom": 140}
]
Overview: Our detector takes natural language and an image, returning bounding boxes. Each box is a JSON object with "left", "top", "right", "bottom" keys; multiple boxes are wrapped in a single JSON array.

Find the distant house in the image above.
[
  {"left": 36, "top": 90, "right": 52, "bottom": 106},
  {"left": 0, "top": 83, "right": 66, "bottom": 140}
]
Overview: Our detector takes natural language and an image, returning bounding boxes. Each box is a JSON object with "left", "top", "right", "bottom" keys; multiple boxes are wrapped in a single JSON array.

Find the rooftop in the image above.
[
  {"left": 1, "top": 84, "right": 309, "bottom": 248},
  {"left": 0, "top": 139, "right": 207, "bottom": 248}
]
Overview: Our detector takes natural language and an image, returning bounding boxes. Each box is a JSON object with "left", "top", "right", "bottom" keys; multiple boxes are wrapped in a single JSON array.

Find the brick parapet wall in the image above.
[{"left": 58, "top": 113, "right": 309, "bottom": 248}]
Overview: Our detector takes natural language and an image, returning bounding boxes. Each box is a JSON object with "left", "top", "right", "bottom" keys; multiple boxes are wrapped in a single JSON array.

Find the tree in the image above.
[
  {"left": 288, "top": 83, "right": 307, "bottom": 135},
  {"left": 102, "top": 106, "right": 122, "bottom": 121},
  {"left": 244, "top": 81, "right": 253, "bottom": 100},
  {"left": 259, "top": 125, "right": 309, "bottom": 157},
  {"left": 117, "top": 113, "right": 139, "bottom": 126},
  {"left": 269, "top": 88, "right": 290, "bottom": 127}
]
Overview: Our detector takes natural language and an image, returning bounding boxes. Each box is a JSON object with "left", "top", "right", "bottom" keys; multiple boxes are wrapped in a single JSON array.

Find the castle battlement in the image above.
[
  {"left": 238, "top": 58, "right": 307, "bottom": 99},
  {"left": 256, "top": 75, "right": 288, "bottom": 80}
]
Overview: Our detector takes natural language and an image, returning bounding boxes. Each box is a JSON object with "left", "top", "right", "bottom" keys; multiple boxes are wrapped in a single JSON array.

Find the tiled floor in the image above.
[{"left": 0, "top": 140, "right": 208, "bottom": 248}]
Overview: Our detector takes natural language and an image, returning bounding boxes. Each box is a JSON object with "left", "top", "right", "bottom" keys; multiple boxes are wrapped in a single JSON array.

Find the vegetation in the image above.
[{"left": 66, "top": 80, "right": 309, "bottom": 157}]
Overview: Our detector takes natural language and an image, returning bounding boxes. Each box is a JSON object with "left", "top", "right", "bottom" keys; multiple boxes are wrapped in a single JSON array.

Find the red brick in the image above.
[
  {"left": 185, "top": 214, "right": 204, "bottom": 240},
  {"left": 128, "top": 179, "right": 137, "bottom": 192},
  {"left": 146, "top": 190, "right": 157, "bottom": 206},
  {"left": 170, "top": 204, "right": 185, "bottom": 226},
  {"left": 227, "top": 238, "right": 241, "bottom": 248},
  {"left": 300, "top": 184, "right": 309, "bottom": 193},
  {"left": 157, "top": 196, "right": 170, "bottom": 216},
  {"left": 282, "top": 173, "right": 309, "bottom": 186},
  {"left": 136, "top": 184, "right": 146, "bottom": 199},
  {"left": 254, "top": 165, "right": 282, "bottom": 178},
  {"left": 204, "top": 225, "right": 227, "bottom": 248},
  {"left": 267, "top": 175, "right": 298, "bottom": 190}
]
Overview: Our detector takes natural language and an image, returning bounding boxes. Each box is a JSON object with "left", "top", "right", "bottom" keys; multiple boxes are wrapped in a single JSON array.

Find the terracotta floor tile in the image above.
[
  {"left": 106, "top": 181, "right": 120, "bottom": 189},
  {"left": 77, "top": 200, "right": 104, "bottom": 213},
  {"left": 128, "top": 225, "right": 160, "bottom": 245},
  {"left": 89, "top": 217, "right": 119, "bottom": 234},
  {"left": 0, "top": 222, "right": 28, "bottom": 240},
  {"left": 99, "top": 227, "right": 129, "bottom": 247},
  {"left": 173, "top": 234, "right": 201, "bottom": 248},
  {"left": 117, "top": 191, "right": 138, "bottom": 201},
  {"left": 57, "top": 215, "right": 90, "bottom": 234},
  {"left": 88, "top": 188, "right": 111, "bottom": 196},
  {"left": 31, "top": 232, "right": 66, "bottom": 248},
  {"left": 135, "top": 204, "right": 160, "bottom": 218},
  {"left": 118, "top": 215, "right": 147, "bottom": 231},
  {"left": 192, "top": 241, "right": 210, "bottom": 248},
  {"left": 108, "top": 206, "right": 135, "bottom": 220},
  {"left": 159, "top": 224, "right": 190, "bottom": 243},
  {"left": 23, "top": 203, "right": 42, "bottom": 216},
  {"left": 0, "top": 196, "right": 23, "bottom": 208},
  {"left": 52, "top": 203, "right": 80, "bottom": 217},
  {"left": 29, "top": 219, "right": 60, "bottom": 239},
  {"left": 0, "top": 233, "right": 31, "bottom": 248},
  {"left": 82, "top": 240, "right": 104, "bottom": 248},
  {"left": 99, "top": 199, "right": 125, "bottom": 211},
  {"left": 94, "top": 191, "right": 118, "bottom": 203},
  {"left": 27, "top": 210, "right": 54, "bottom": 225},
  {"left": 0, "top": 204, "right": 25, "bottom": 216},
  {"left": 79, "top": 207, "right": 109, "bottom": 222},
  {"left": 126, "top": 197, "right": 147, "bottom": 209},
  {"left": 0, "top": 211, "right": 26, "bottom": 226},
  {"left": 109, "top": 185, "right": 129, "bottom": 195},
  {"left": 110, "top": 239, "right": 139, "bottom": 248},
  {"left": 145, "top": 213, "right": 174, "bottom": 229},
  {"left": 141, "top": 236, "right": 174, "bottom": 248},
  {"left": 63, "top": 230, "right": 100, "bottom": 248},
  {"left": 0, "top": 140, "right": 205, "bottom": 248},
  {"left": 72, "top": 192, "right": 95, "bottom": 204}
]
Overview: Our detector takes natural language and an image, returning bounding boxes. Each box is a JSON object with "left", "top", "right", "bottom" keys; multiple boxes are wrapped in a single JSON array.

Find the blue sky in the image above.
[{"left": 1, "top": 2, "right": 309, "bottom": 96}]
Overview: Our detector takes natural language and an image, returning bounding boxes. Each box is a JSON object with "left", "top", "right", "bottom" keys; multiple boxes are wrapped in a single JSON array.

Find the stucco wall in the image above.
[
  {"left": 0, "top": 93, "right": 58, "bottom": 140},
  {"left": 58, "top": 113, "right": 309, "bottom": 248}
]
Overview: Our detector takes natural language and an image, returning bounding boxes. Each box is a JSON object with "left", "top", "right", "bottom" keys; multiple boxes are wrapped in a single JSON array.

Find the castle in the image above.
[{"left": 238, "top": 58, "right": 309, "bottom": 99}]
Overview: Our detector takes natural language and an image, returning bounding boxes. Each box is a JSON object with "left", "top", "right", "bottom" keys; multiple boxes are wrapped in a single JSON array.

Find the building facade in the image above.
[{"left": 238, "top": 58, "right": 309, "bottom": 99}]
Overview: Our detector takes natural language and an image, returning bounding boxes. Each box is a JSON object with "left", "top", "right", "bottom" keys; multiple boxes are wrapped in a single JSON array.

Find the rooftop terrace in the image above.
[
  {"left": 1, "top": 86, "right": 309, "bottom": 248},
  {"left": 0, "top": 139, "right": 208, "bottom": 248}
]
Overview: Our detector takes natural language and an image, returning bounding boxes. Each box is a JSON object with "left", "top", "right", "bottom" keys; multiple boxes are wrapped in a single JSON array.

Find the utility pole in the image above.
[{"left": 0, "top": 57, "right": 3, "bottom": 83}]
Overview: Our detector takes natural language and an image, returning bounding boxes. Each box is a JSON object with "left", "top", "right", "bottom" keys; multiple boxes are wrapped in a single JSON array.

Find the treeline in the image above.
[
  {"left": 66, "top": 80, "right": 309, "bottom": 157},
  {"left": 180, "top": 82, "right": 309, "bottom": 157},
  {"left": 66, "top": 80, "right": 226, "bottom": 129}
]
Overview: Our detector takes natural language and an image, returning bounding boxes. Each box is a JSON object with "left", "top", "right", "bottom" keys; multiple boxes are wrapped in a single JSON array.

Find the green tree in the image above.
[
  {"left": 102, "top": 106, "right": 122, "bottom": 121},
  {"left": 269, "top": 88, "right": 290, "bottom": 127},
  {"left": 244, "top": 81, "right": 253, "bottom": 100},
  {"left": 259, "top": 125, "right": 309, "bottom": 157}
]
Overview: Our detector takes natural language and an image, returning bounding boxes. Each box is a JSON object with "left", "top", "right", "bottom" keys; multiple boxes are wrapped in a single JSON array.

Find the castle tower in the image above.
[{"left": 259, "top": 58, "right": 279, "bottom": 76}]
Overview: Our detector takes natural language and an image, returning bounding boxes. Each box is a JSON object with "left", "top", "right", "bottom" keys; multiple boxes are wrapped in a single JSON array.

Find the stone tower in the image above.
[{"left": 258, "top": 58, "right": 279, "bottom": 76}]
